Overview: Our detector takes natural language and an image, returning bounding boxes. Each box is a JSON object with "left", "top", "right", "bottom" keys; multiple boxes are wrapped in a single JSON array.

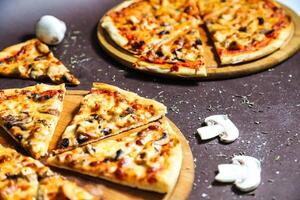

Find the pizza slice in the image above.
[
  {"left": 0, "top": 39, "right": 80, "bottom": 85},
  {"left": 48, "top": 119, "right": 182, "bottom": 193},
  {"left": 134, "top": 21, "right": 207, "bottom": 77},
  {"left": 199, "top": 0, "right": 293, "bottom": 64},
  {"left": 101, "top": 0, "right": 202, "bottom": 54},
  {"left": 0, "top": 145, "right": 96, "bottom": 200},
  {"left": 0, "top": 83, "right": 66, "bottom": 158},
  {"left": 56, "top": 82, "right": 167, "bottom": 151}
]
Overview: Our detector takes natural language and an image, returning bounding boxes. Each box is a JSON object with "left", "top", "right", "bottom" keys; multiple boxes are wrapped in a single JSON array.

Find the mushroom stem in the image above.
[{"left": 197, "top": 124, "right": 224, "bottom": 140}]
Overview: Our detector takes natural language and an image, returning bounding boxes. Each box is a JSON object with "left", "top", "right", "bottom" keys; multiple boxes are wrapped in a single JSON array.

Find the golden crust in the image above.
[{"left": 134, "top": 61, "right": 207, "bottom": 77}]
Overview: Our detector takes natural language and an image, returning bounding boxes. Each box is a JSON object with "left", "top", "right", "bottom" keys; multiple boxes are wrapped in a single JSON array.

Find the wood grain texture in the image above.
[
  {"left": 0, "top": 90, "right": 194, "bottom": 200},
  {"left": 97, "top": 3, "right": 300, "bottom": 80}
]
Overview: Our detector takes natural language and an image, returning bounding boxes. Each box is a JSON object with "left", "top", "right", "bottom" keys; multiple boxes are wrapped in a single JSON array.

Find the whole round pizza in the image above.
[{"left": 100, "top": 0, "right": 293, "bottom": 77}]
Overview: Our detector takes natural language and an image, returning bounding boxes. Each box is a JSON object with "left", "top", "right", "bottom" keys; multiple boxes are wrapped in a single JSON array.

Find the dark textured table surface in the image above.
[{"left": 1, "top": 0, "right": 300, "bottom": 199}]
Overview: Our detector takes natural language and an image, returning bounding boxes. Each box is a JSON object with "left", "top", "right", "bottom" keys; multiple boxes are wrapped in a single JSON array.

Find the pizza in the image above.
[
  {"left": 47, "top": 118, "right": 182, "bottom": 193},
  {"left": 0, "top": 39, "right": 80, "bottom": 85},
  {"left": 0, "top": 83, "right": 66, "bottom": 158},
  {"left": 101, "top": 0, "right": 208, "bottom": 77},
  {"left": 56, "top": 82, "right": 167, "bottom": 152},
  {"left": 199, "top": 0, "right": 293, "bottom": 64},
  {"left": 0, "top": 144, "right": 96, "bottom": 200},
  {"left": 101, "top": 0, "right": 293, "bottom": 73},
  {"left": 135, "top": 23, "right": 207, "bottom": 76}
]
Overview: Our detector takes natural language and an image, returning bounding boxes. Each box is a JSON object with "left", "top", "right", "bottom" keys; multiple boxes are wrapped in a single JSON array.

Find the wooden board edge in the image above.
[
  {"left": 163, "top": 118, "right": 195, "bottom": 200},
  {"left": 96, "top": 3, "right": 300, "bottom": 80},
  {"left": 55, "top": 91, "right": 195, "bottom": 200}
]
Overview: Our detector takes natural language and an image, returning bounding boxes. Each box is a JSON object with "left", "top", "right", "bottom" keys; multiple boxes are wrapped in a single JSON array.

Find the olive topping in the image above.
[
  {"left": 257, "top": 17, "right": 264, "bottom": 25},
  {"left": 195, "top": 39, "right": 202, "bottom": 45},
  {"left": 139, "top": 152, "right": 146, "bottom": 159},
  {"left": 32, "top": 93, "right": 52, "bottom": 102},
  {"left": 60, "top": 138, "right": 69, "bottom": 148},
  {"left": 228, "top": 41, "right": 240, "bottom": 50},
  {"left": 120, "top": 107, "right": 135, "bottom": 117},
  {"left": 155, "top": 50, "right": 164, "bottom": 57},
  {"left": 264, "top": 29, "right": 275, "bottom": 37},
  {"left": 114, "top": 149, "right": 123, "bottom": 161},
  {"left": 158, "top": 30, "right": 170, "bottom": 36},
  {"left": 126, "top": 107, "right": 134, "bottom": 114},
  {"left": 5, "top": 122, "right": 13, "bottom": 129},
  {"left": 16, "top": 134, "right": 23, "bottom": 142},
  {"left": 193, "top": 39, "right": 202, "bottom": 48},
  {"left": 132, "top": 41, "right": 145, "bottom": 50},
  {"left": 184, "top": 6, "right": 192, "bottom": 14},
  {"left": 77, "top": 134, "right": 89, "bottom": 144},
  {"left": 101, "top": 128, "right": 112, "bottom": 136},
  {"left": 5, "top": 173, "right": 22, "bottom": 180},
  {"left": 238, "top": 27, "right": 247, "bottom": 32}
]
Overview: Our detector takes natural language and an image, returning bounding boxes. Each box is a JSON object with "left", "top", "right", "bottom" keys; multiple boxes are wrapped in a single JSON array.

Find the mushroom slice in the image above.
[
  {"left": 215, "top": 155, "right": 262, "bottom": 192},
  {"left": 197, "top": 115, "right": 239, "bottom": 143}
]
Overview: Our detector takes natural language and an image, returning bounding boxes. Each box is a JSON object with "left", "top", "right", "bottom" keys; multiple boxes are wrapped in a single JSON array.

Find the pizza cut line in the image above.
[
  {"left": 48, "top": 118, "right": 182, "bottom": 193},
  {"left": 55, "top": 82, "right": 167, "bottom": 152}
]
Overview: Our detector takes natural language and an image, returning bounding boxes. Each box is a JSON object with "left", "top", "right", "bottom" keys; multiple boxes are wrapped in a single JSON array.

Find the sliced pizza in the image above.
[
  {"left": 0, "top": 39, "right": 80, "bottom": 85},
  {"left": 48, "top": 119, "right": 182, "bottom": 193},
  {"left": 101, "top": 0, "right": 203, "bottom": 54},
  {"left": 199, "top": 0, "right": 293, "bottom": 64},
  {"left": 135, "top": 22, "right": 207, "bottom": 77},
  {"left": 0, "top": 83, "right": 66, "bottom": 158},
  {"left": 0, "top": 145, "right": 96, "bottom": 200},
  {"left": 56, "top": 82, "right": 167, "bottom": 151}
]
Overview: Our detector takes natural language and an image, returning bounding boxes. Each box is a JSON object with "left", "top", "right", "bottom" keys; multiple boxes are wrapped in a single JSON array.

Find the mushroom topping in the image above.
[
  {"left": 154, "top": 132, "right": 169, "bottom": 145},
  {"left": 114, "top": 149, "right": 123, "bottom": 161},
  {"left": 215, "top": 155, "right": 261, "bottom": 192},
  {"left": 197, "top": 115, "right": 239, "bottom": 143},
  {"left": 36, "top": 15, "right": 67, "bottom": 45}
]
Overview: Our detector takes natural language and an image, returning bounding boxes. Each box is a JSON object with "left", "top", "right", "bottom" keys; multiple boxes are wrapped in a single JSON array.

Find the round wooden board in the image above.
[
  {"left": 97, "top": 2, "right": 300, "bottom": 80},
  {"left": 0, "top": 90, "right": 195, "bottom": 200}
]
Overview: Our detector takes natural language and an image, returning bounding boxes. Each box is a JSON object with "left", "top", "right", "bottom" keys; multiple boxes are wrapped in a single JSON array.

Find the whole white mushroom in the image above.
[{"left": 36, "top": 15, "right": 66, "bottom": 45}]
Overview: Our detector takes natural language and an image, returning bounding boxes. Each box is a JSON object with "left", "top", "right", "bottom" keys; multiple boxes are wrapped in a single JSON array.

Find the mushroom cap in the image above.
[
  {"left": 204, "top": 115, "right": 239, "bottom": 143},
  {"left": 233, "top": 156, "right": 261, "bottom": 192},
  {"left": 215, "top": 155, "right": 261, "bottom": 192},
  {"left": 36, "top": 15, "right": 66, "bottom": 45}
]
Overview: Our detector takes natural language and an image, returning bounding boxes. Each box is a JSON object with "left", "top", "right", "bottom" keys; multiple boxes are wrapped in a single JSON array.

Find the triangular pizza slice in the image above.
[
  {"left": 56, "top": 82, "right": 167, "bottom": 151},
  {"left": 199, "top": 0, "right": 292, "bottom": 64},
  {"left": 0, "top": 83, "right": 66, "bottom": 158},
  {"left": 135, "top": 20, "right": 207, "bottom": 77},
  {"left": 48, "top": 119, "right": 182, "bottom": 193},
  {"left": 0, "top": 145, "right": 96, "bottom": 200},
  {"left": 0, "top": 39, "right": 80, "bottom": 85}
]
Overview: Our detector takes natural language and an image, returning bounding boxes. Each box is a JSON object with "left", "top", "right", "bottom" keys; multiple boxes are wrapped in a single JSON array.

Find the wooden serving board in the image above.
[
  {"left": 0, "top": 90, "right": 195, "bottom": 200},
  {"left": 97, "top": 3, "right": 300, "bottom": 80}
]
